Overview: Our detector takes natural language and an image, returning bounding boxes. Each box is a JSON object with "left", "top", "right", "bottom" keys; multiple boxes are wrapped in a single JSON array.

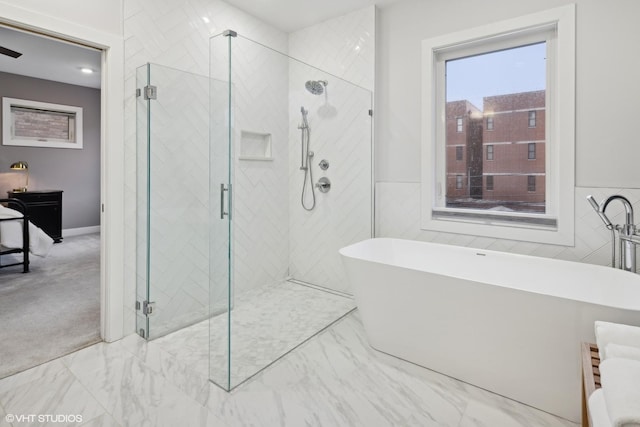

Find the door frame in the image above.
[{"left": 0, "top": 3, "right": 125, "bottom": 341}]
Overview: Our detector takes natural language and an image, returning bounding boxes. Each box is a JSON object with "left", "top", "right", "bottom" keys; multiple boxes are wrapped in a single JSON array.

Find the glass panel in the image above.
[
  {"left": 445, "top": 42, "right": 546, "bottom": 214},
  {"left": 210, "top": 33, "right": 371, "bottom": 390},
  {"left": 209, "top": 33, "right": 232, "bottom": 390},
  {"left": 135, "top": 64, "right": 150, "bottom": 339},
  {"left": 136, "top": 63, "right": 212, "bottom": 340}
]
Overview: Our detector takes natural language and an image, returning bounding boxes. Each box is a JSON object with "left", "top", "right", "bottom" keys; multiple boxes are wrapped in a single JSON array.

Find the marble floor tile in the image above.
[
  {"left": 458, "top": 399, "right": 576, "bottom": 427},
  {"left": 79, "top": 413, "right": 122, "bottom": 427},
  {"left": 152, "top": 280, "right": 355, "bottom": 390},
  {"left": 0, "top": 308, "right": 579, "bottom": 427},
  {"left": 0, "top": 402, "right": 11, "bottom": 427},
  {"left": 119, "top": 333, "right": 212, "bottom": 406},
  {"left": 220, "top": 314, "right": 467, "bottom": 427},
  {"left": 0, "top": 358, "right": 68, "bottom": 395},
  {"left": 69, "top": 352, "right": 217, "bottom": 427},
  {"left": 0, "top": 368, "right": 105, "bottom": 427}
]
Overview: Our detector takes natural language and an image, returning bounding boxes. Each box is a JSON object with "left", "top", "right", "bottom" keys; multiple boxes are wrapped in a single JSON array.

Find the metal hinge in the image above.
[
  {"left": 136, "top": 300, "right": 156, "bottom": 316},
  {"left": 368, "top": 109, "right": 373, "bottom": 117},
  {"left": 143, "top": 85, "right": 157, "bottom": 100},
  {"left": 223, "top": 29, "right": 237, "bottom": 37}
]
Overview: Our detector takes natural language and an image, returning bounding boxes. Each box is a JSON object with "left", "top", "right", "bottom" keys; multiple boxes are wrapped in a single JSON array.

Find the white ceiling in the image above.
[
  {"left": 0, "top": 25, "right": 102, "bottom": 89},
  {"left": 0, "top": 1, "right": 398, "bottom": 88}
]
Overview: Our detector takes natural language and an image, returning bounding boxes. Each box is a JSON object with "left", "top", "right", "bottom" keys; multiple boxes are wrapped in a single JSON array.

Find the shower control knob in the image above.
[
  {"left": 315, "top": 177, "right": 331, "bottom": 193},
  {"left": 319, "top": 159, "right": 329, "bottom": 170}
]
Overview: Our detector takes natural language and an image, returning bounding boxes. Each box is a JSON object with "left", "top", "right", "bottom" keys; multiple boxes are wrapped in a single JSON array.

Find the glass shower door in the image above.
[{"left": 136, "top": 63, "right": 229, "bottom": 343}]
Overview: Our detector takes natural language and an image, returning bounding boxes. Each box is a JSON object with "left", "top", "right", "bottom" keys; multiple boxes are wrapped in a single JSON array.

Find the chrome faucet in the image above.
[{"left": 587, "top": 195, "right": 637, "bottom": 272}]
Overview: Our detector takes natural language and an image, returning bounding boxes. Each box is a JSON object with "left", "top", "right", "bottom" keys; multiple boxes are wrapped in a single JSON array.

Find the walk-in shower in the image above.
[{"left": 136, "top": 30, "right": 373, "bottom": 392}]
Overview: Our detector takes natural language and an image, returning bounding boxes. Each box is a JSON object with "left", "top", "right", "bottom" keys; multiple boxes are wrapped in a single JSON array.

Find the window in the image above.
[
  {"left": 456, "top": 146, "right": 463, "bottom": 160},
  {"left": 456, "top": 117, "right": 463, "bottom": 132},
  {"left": 486, "top": 144, "right": 494, "bottom": 160},
  {"left": 421, "top": 5, "right": 576, "bottom": 246},
  {"left": 486, "top": 175, "right": 494, "bottom": 191},
  {"left": 486, "top": 116, "right": 494, "bottom": 130},
  {"left": 456, "top": 175, "right": 463, "bottom": 189},
  {"left": 2, "top": 97, "right": 83, "bottom": 149}
]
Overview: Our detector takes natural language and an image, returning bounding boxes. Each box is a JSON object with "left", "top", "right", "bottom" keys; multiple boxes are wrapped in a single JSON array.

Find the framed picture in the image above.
[{"left": 2, "top": 97, "right": 83, "bottom": 149}]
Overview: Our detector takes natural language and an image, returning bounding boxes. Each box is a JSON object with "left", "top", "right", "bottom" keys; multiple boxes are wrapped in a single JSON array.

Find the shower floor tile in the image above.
[{"left": 151, "top": 280, "right": 355, "bottom": 389}]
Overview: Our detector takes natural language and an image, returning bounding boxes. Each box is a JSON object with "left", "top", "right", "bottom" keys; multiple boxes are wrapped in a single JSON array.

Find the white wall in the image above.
[
  {"left": 375, "top": 0, "right": 640, "bottom": 268},
  {"left": 376, "top": 0, "right": 640, "bottom": 187},
  {"left": 0, "top": 0, "right": 122, "bottom": 35}
]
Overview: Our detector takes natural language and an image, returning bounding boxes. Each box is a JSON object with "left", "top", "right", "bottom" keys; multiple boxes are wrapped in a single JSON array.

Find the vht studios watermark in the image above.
[{"left": 5, "top": 413, "right": 83, "bottom": 423}]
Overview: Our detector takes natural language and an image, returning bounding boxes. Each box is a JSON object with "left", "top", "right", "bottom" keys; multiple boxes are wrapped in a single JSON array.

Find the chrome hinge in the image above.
[
  {"left": 143, "top": 85, "right": 157, "bottom": 100},
  {"left": 136, "top": 300, "right": 156, "bottom": 316},
  {"left": 223, "top": 29, "right": 237, "bottom": 37},
  {"left": 368, "top": 109, "right": 373, "bottom": 117}
]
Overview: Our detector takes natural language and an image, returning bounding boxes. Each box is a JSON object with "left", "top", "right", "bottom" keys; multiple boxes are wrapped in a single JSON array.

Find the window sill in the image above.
[{"left": 424, "top": 208, "right": 573, "bottom": 246}]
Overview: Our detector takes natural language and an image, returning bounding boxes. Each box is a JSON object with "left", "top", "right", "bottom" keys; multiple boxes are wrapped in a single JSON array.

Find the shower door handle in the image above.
[{"left": 220, "top": 184, "right": 231, "bottom": 220}]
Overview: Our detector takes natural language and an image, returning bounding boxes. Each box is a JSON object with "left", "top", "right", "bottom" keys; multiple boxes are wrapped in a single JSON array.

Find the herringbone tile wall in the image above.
[
  {"left": 225, "top": 36, "right": 290, "bottom": 293},
  {"left": 377, "top": 182, "right": 640, "bottom": 267},
  {"left": 289, "top": 6, "right": 375, "bottom": 91},
  {"left": 124, "top": 0, "right": 289, "bottom": 335},
  {"left": 287, "top": 7, "right": 375, "bottom": 294},
  {"left": 287, "top": 62, "right": 373, "bottom": 294}
]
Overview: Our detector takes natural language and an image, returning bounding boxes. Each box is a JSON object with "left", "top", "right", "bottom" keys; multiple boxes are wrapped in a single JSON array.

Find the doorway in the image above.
[{"left": 0, "top": 24, "right": 102, "bottom": 378}]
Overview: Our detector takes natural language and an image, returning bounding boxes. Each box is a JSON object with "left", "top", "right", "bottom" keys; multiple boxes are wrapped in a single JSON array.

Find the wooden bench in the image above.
[{"left": 582, "top": 342, "right": 601, "bottom": 427}]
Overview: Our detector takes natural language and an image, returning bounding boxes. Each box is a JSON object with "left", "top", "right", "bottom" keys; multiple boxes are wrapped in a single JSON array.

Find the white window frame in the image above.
[
  {"left": 421, "top": 4, "right": 575, "bottom": 246},
  {"left": 2, "top": 97, "right": 83, "bottom": 149}
]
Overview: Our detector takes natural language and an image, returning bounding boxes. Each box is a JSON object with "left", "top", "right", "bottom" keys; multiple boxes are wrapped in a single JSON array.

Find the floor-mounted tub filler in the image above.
[{"left": 339, "top": 238, "right": 640, "bottom": 423}]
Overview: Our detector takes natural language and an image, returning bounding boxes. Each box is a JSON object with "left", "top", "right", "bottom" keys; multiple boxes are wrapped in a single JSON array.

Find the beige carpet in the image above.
[{"left": 0, "top": 233, "right": 101, "bottom": 379}]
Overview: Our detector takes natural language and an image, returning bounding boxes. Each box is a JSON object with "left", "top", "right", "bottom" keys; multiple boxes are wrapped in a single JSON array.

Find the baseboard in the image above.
[{"left": 62, "top": 226, "right": 101, "bottom": 237}]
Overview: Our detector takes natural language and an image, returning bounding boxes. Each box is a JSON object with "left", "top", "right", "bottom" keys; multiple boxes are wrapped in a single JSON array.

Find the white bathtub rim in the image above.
[{"left": 339, "top": 237, "right": 640, "bottom": 312}]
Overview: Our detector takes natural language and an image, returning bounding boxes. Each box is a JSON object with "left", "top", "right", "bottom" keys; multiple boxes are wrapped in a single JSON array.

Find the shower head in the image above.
[{"left": 305, "top": 80, "right": 328, "bottom": 95}]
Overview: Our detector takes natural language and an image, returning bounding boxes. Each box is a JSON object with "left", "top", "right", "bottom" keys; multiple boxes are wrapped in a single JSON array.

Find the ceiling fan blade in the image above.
[{"left": 0, "top": 46, "right": 22, "bottom": 58}]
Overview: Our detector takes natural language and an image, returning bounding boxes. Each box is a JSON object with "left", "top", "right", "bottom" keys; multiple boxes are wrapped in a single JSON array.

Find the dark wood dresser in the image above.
[{"left": 7, "top": 190, "right": 63, "bottom": 243}]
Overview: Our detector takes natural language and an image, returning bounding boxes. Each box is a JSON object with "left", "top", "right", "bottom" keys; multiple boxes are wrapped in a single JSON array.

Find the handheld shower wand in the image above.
[
  {"left": 587, "top": 195, "right": 613, "bottom": 229},
  {"left": 299, "top": 106, "right": 315, "bottom": 210}
]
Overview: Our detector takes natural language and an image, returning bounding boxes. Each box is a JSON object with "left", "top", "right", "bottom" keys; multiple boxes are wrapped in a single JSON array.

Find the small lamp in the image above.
[{"left": 10, "top": 161, "right": 29, "bottom": 192}]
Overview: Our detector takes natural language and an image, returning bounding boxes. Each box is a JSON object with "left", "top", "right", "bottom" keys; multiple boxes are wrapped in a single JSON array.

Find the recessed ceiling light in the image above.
[
  {"left": 80, "top": 67, "right": 94, "bottom": 74},
  {"left": 202, "top": 17, "right": 210, "bottom": 24}
]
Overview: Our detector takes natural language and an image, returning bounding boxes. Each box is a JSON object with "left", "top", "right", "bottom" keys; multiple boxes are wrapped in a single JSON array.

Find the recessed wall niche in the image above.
[{"left": 239, "top": 130, "right": 272, "bottom": 161}]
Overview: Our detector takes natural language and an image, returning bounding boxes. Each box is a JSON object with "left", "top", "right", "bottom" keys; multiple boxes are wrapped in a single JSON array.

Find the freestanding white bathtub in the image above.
[{"left": 339, "top": 238, "right": 640, "bottom": 422}]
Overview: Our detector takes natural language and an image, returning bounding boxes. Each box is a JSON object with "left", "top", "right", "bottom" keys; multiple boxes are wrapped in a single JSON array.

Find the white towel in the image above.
[
  {"left": 589, "top": 389, "right": 613, "bottom": 427},
  {"left": 600, "top": 358, "right": 640, "bottom": 427},
  {"left": 0, "top": 205, "right": 53, "bottom": 257},
  {"left": 595, "top": 321, "right": 640, "bottom": 361},
  {"left": 607, "top": 343, "right": 640, "bottom": 363}
]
